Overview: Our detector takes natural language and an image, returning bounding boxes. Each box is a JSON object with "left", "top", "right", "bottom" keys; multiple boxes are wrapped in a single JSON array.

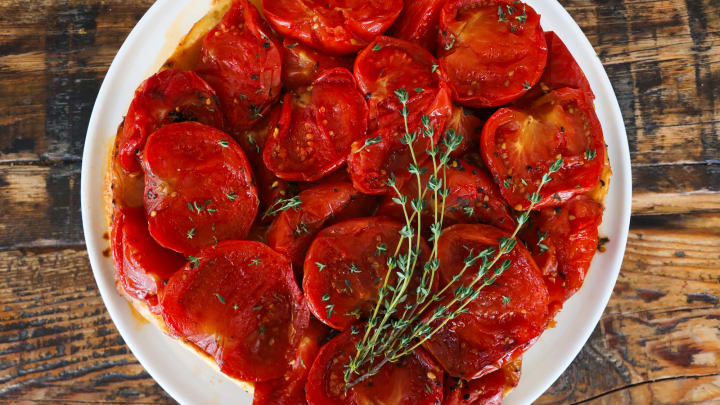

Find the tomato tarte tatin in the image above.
[{"left": 107, "top": 0, "right": 609, "bottom": 403}]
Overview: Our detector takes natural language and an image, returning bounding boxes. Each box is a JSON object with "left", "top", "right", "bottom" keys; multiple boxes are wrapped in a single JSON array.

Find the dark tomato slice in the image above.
[
  {"left": 266, "top": 181, "right": 376, "bottom": 270},
  {"left": 117, "top": 69, "right": 224, "bottom": 174},
  {"left": 444, "top": 105, "right": 485, "bottom": 157},
  {"left": 480, "top": 88, "right": 605, "bottom": 210},
  {"left": 160, "top": 241, "right": 309, "bottom": 382},
  {"left": 263, "top": 68, "right": 369, "bottom": 181},
  {"left": 253, "top": 319, "right": 330, "bottom": 405},
  {"left": 111, "top": 207, "right": 186, "bottom": 312},
  {"left": 520, "top": 195, "right": 603, "bottom": 313},
  {"left": 390, "top": 0, "right": 446, "bottom": 51},
  {"left": 442, "top": 359, "right": 521, "bottom": 405},
  {"left": 195, "top": 0, "right": 282, "bottom": 133},
  {"left": 306, "top": 331, "right": 444, "bottom": 404},
  {"left": 377, "top": 158, "right": 515, "bottom": 233},
  {"left": 282, "top": 38, "right": 354, "bottom": 90},
  {"left": 303, "top": 217, "right": 432, "bottom": 330},
  {"left": 112, "top": 123, "right": 145, "bottom": 209},
  {"left": 262, "top": 0, "right": 403, "bottom": 55},
  {"left": 438, "top": 0, "right": 548, "bottom": 107},
  {"left": 142, "top": 122, "right": 259, "bottom": 255},
  {"left": 424, "top": 224, "right": 549, "bottom": 379}
]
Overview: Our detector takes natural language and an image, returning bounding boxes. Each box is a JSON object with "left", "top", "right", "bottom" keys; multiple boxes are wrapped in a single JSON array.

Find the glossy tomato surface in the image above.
[
  {"left": 306, "top": 331, "right": 444, "bottom": 405},
  {"left": 263, "top": 68, "right": 369, "bottom": 182},
  {"left": 303, "top": 217, "right": 432, "bottom": 330},
  {"left": 424, "top": 224, "right": 549, "bottom": 379},
  {"left": 118, "top": 69, "right": 224, "bottom": 174},
  {"left": 262, "top": 0, "right": 403, "bottom": 55},
  {"left": 142, "top": 122, "right": 258, "bottom": 256},
  {"left": 444, "top": 105, "right": 485, "bottom": 157},
  {"left": 282, "top": 38, "right": 354, "bottom": 90},
  {"left": 196, "top": 0, "right": 282, "bottom": 133},
  {"left": 160, "top": 241, "right": 309, "bottom": 382},
  {"left": 390, "top": 0, "right": 446, "bottom": 51},
  {"left": 438, "top": 0, "right": 547, "bottom": 107},
  {"left": 442, "top": 369, "right": 504, "bottom": 405},
  {"left": 481, "top": 88, "right": 605, "bottom": 210}
]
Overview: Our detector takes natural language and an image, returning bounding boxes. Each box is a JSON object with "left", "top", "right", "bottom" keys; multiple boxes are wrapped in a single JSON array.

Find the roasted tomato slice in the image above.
[
  {"left": 111, "top": 207, "right": 186, "bottom": 311},
  {"left": 481, "top": 88, "right": 605, "bottom": 211},
  {"left": 442, "top": 359, "right": 521, "bottom": 405},
  {"left": 117, "top": 69, "right": 224, "bottom": 174},
  {"left": 262, "top": 0, "right": 403, "bottom": 55},
  {"left": 390, "top": 0, "right": 446, "bottom": 51},
  {"left": 444, "top": 105, "right": 485, "bottom": 157},
  {"left": 438, "top": 0, "right": 548, "bottom": 107},
  {"left": 423, "top": 224, "right": 549, "bottom": 379},
  {"left": 263, "top": 68, "right": 369, "bottom": 182},
  {"left": 377, "top": 158, "right": 514, "bottom": 233},
  {"left": 160, "top": 241, "right": 309, "bottom": 382},
  {"left": 195, "top": 0, "right": 282, "bottom": 133},
  {"left": 306, "top": 331, "right": 444, "bottom": 404},
  {"left": 266, "top": 181, "right": 376, "bottom": 270},
  {"left": 282, "top": 38, "right": 354, "bottom": 90},
  {"left": 303, "top": 217, "right": 432, "bottom": 330},
  {"left": 142, "top": 122, "right": 259, "bottom": 255},
  {"left": 521, "top": 195, "right": 603, "bottom": 313}
]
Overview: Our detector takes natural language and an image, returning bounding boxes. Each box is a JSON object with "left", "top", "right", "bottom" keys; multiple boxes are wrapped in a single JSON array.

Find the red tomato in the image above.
[
  {"left": 266, "top": 181, "right": 377, "bottom": 270},
  {"left": 195, "top": 0, "right": 282, "bottom": 133},
  {"left": 282, "top": 38, "right": 354, "bottom": 90},
  {"left": 160, "top": 241, "right": 309, "bottom": 382},
  {"left": 303, "top": 217, "right": 433, "bottom": 330},
  {"left": 263, "top": 68, "right": 369, "bottom": 182},
  {"left": 438, "top": 0, "right": 548, "bottom": 107},
  {"left": 117, "top": 69, "right": 224, "bottom": 174},
  {"left": 444, "top": 105, "right": 485, "bottom": 157},
  {"left": 390, "top": 0, "right": 446, "bottom": 51},
  {"left": 423, "top": 224, "right": 549, "bottom": 379},
  {"left": 377, "top": 158, "right": 515, "bottom": 233},
  {"left": 262, "top": 0, "right": 403, "bottom": 55},
  {"left": 442, "top": 360, "right": 521, "bottom": 404},
  {"left": 520, "top": 195, "right": 603, "bottom": 313},
  {"left": 306, "top": 331, "right": 444, "bottom": 404},
  {"left": 142, "top": 122, "right": 259, "bottom": 255},
  {"left": 111, "top": 207, "right": 186, "bottom": 312},
  {"left": 480, "top": 88, "right": 605, "bottom": 211}
]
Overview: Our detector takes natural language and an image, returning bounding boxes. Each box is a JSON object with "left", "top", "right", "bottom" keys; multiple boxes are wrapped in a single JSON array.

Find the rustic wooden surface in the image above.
[{"left": 0, "top": 0, "right": 718, "bottom": 403}]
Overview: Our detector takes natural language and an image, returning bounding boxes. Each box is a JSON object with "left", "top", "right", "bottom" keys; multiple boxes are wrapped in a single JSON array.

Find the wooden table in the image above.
[{"left": 1, "top": 0, "right": 718, "bottom": 403}]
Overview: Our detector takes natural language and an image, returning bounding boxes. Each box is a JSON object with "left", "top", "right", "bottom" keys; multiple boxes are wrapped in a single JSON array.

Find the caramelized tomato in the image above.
[
  {"left": 142, "top": 122, "right": 258, "bottom": 255},
  {"left": 438, "top": 0, "right": 547, "bottom": 107},
  {"left": 282, "top": 38, "right": 354, "bottom": 90},
  {"left": 160, "top": 241, "right": 309, "bottom": 382},
  {"left": 390, "top": 0, "right": 445, "bottom": 51},
  {"left": 444, "top": 105, "right": 485, "bottom": 157}
]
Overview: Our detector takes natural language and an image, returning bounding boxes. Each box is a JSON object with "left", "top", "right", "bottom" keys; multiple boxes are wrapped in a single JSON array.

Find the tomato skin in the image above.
[
  {"left": 262, "top": 0, "right": 403, "bottom": 55},
  {"left": 480, "top": 88, "right": 605, "bottom": 211},
  {"left": 445, "top": 105, "right": 485, "bottom": 157},
  {"left": 160, "top": 241, "right": 309, "bottom": 382},
  {"left": 438, "top": 0, "right": 548, "bottom": 108},
  {"left": 111, "top": 207, "right": 186, "bottom": 312},
  {"left": 282, "top": 38, "right": 354, "bottom": 90},
  {"left": 266, "top": 181, "right": 377, "bottom": 270},
  {"left": 424, "top": 224, "right": 549, "bottom": 379},
  {"left": 118, "top": 69, "right": 224, "bottom": 174},
  {"left": 263, "top": 68, "right": 369, "bottom": 182},
  {"left": 305, "top": 331, "right": 444, "bottom": 405},
  {"left": 390, "top": 0, "right": 446, "bottom": 51},
  {"left": 142, "top": 122, "right": 259, "bottom": 256},
  {"left": 442, "top": 370, "right": 503, "bottom": 405},
  {"left": 196, "top": 0, "right": 282, "bottom": 134}
]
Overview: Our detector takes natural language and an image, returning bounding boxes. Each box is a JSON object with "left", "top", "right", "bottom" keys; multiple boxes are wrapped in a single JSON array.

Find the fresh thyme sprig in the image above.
[{"left": 262, "top": 195, "right": 302, "bottom": 219}]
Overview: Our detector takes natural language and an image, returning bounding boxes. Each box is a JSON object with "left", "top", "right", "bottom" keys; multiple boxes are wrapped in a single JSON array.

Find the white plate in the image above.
[{"left": 81, "top": 1, "right": 632, "bottom": 404}]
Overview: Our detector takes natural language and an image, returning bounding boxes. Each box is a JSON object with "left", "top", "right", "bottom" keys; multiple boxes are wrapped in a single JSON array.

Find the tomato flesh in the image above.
[
  {"left": 282, "top": 38, "right": 354, "bottom": 90},
  {"left": 444, "top": 105, "right": 485, "bottom": 157},
  {"left": 160, "top": 241, "right": 309, "bottom": 382},
  {"left": 390, "top": 0, "right": 446, "bottom": 51},
  {"left": 142, "top": 122, "right": 259, "bottom": 255}
]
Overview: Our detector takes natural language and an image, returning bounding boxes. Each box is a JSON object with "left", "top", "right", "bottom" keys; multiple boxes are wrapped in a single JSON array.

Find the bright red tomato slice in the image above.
[
  {"left": 438, "top": 0, "right": 548, "bottom": 107},
  {"left": 377, "top": 157, "right": 515, "bottom": 233},
  {"left": 262, "top": 0, "right": 403, "bottom": 55},
  {"left": 111, "top": 207, "right": 186, "bottom": 312},
  {"left": 160, "top": 241, "right": 309, "bottom": 382},
  {"left": 263, "top": 68, "right": 369, "bottom": 182},
  {"left": 117, "top": 69, "right": 224, "bottom": 174},
  {"left": 445, "top": 105, "right": 485, "bottom": 157},
  {"left": 521, "top": 195, "right": 603, "bottom": 313},
  {"left": 195, "top": 0, "right": 282, "bottom": 133},
  {"left": 303, "top": 217, "right": 432, "bottom": 330},
  {"left": 306, "top": 331, "right": 444, "bottom": 404},
  {"left": 442, "top": 359, "right": 521, "bottom": 404},
  {"left": 424, "top": 224, "right": 549, "bottom": 379},
  {"left": 481, "top": 88, "right": 605, "bottom": 211},
  {"left": 390, "top": 0, "right": 445, "bottom": 51},
  {"left": 266, "top": 181, "right": 377, "bottom": 270},
  {"left": 282, "top": 38, "right": 354, "bottom": 90},
  {"left": 142, "top": 122, "right": 259, "bottom": 255}
]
